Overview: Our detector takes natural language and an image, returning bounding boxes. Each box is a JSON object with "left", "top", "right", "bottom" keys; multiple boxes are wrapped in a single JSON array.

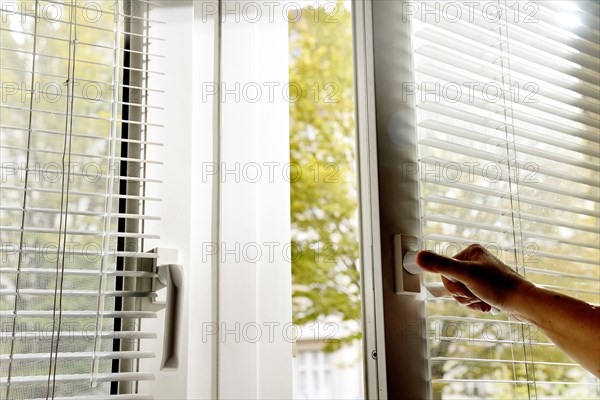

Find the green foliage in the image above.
[{"left": 289, "top": 2, "right": 361, "bottom": 350}]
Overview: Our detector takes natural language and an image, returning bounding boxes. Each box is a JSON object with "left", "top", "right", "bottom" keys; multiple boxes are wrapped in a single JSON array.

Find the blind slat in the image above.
[
  {"left": 2, "top": 104, "right": 164, "bottom": 128},
  {"left": 0, "top": 372, "right": 155, "bottom": 386},
  {"left": 417, "top": 103, "right": 600, "bottom": 156},
  {"left": 0, "top": 310, "right": 157, "bottom": 319},
  {"left": 421, "top": 177, "right": 599, "bottom": 218},
  {"left": 0, "top": 186, "right": 161, "bottom": 201},
  {"left": 0, "top": 206, "right": 161, "bottom": 221},
  {"left": 1, "top": 125, "right": 164, "bottom": 146},
  {"left": 423, "top": 214, "right": 600, "bottom": 250},
  {"left": 413, "top": 4, "right": 600, "bottom": 66},
  {"left": 420, "top": 137, "right": 599, "bottom": 187},
  {"left": 1, "top": 47, "right": 165, "bottom": 75},
  {"left": 416, "top": 46, "right": 600, "bottom": 117},
  {"left": 1, "top": 225, "right": 160, "bottom": 239},
  {"left": 431, "top": 379, "right": 598, "bottom": 385},
  {"left": 421, "top": 156, "right": 599, "bottom": 203},
  {"left": 1, "top": 144, "right": 163, "bottom": 164},
  {"left": 424, "top": 234, "right": 600, "bottom": 266},
  {"left": 0, "top": 65, "right": 165, "bottom": 93},
  {"left": 0, "top": 331, "right": 157, "bottom": 341},
  {"left": 0, "top": 268, "right": 157, "bottom": 278},
  {"left": 422, "top": 195, "right": 599, "bottom": 233},
  {"left": 31, "top": 395, "right": 154, "bottom": 400},
  {"left": 0, "top": 289, "right": 157, "bottom": 297},
  {"left": 419, "top": 119, "right": 599, "bottom": 171},
  {"left": 0, "top": 351, "right": 155, "bottom": 362},
  {"left": 0, "top": 27, "right": 165, "bottom": 58},
  {"left": 415, "top": 27, "right": 600, "bottom": 98}
]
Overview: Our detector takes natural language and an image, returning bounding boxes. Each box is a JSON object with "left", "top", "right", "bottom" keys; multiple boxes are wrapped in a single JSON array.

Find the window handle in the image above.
[
  {"left": 149, "top": 248, "right": 183, "bottom": 370},
  {"left": 156, "top": 263, "right": 183, "bottom": 369},
  {"left": 397, "top": 238, "right": 500, "bottom": 315}
]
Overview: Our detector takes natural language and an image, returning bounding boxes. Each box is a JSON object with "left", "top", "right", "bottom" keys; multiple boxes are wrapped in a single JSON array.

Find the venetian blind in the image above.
[
  {"left": 410, "top": 0, "right": 600, "bottom": 398},
  {"left": 0, "top": 0, "right": 163, "bottom": 398}
]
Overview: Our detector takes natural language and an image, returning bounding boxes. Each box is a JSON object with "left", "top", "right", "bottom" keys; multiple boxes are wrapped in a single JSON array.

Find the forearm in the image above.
[{"left": 507, "top": 285, "right": 600, "bottom": 377}]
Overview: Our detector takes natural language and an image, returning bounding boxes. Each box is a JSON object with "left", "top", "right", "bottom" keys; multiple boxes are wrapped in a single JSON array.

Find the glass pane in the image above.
[{"left": 289, "top": 1, "right": 364, "bottom": 399}]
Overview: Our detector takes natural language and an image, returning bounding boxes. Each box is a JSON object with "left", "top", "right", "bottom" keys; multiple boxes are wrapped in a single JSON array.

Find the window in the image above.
[
  {"left": 294, "top": 349, "right": 333, "bottom": 399},
  {"left": 293, "top": 331, "right": 364, "bottom": 400},
  {"left": 1, "top": 0, "right": 160, "bottom": 397},
  {"left": 352, "top": 0, "right": 598, "bottom": 398},
  {"left": 5, "top": 1, "right": 596, "bottom": 399}
]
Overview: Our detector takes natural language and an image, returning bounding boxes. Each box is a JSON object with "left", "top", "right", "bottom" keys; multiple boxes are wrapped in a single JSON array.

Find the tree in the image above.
[{"left": 289, "top": 2, "right": 361, "bottom": 349}]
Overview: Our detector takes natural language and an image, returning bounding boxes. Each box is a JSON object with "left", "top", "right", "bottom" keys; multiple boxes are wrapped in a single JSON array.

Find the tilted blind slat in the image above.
[
  {"left": 416, "top": 45, "right": 600, "bottom": 116},
  {"left": 431, "top": 379, "right": 599, "bottom": 386},
  {"left": 414, "top": 27, "right": 600, "bottom": 99},
  {"left": 413, "top": 19, "right": 599, "bottom": 86},
  {"left": 0, "top": 331, "right": 157, "bottom": 341},
  {"left": 412, "top": 2, "right": 600, "bottom": 65},
  {"left": 417, "top": 103, "right": 600, "bottom": 156},
  {"left": 0, "top": 207, "right": 161, "bottom": 221},
  {"left": 417, "top": 88, "right": 600, "bottom": 141},
  {"left": 0, "top": 26, "right": 165, "bottom": 58},
  {"left": 0, "top": 125, "right": 164, "bottom": 146},
  {"left": 421, "top": 156, "right": 599, "bottom": 203},
  {"left": 0, "top": 268, "right": 158, "bottom": 278},
  {"left": 421, "top": 177, "right": 599, "bottom": 218},
  {"left": 0, "top": 186, "right": 161, "bottom": 202},
  {"left": 422, "top": 195, "right": 600, "bottom": 233},
  {"left": 1, "top": 311, "right": 157, "bottom": 319},
  {"left": 431, "top": 357, "right": 581, "bottom": 368},
  {"left": 418, "top": 120, "right": 600, "bottom": 171},
  {"left": 420, "top": 137, "right": 599, "bottom": 186},
  {"left": 31, "top": 395, "right": 155, "bottom": 400},
  {"left": 423, "top": 214, "right": 599, "bottom": 249},
  {"left": 0, "top": 289, "right": 157, "bottom": 297},
  {"left": 0, "top": 372, "right": 154, "bottom": 386},
  {"left": 424, "top": 234, "right": 599, "bottom": 266},
  {"left": 2, "top": 143, "right": 163, "bottom": 163},
  {"left": 0, "top": 351, "right": 155, "bottom": 362}
]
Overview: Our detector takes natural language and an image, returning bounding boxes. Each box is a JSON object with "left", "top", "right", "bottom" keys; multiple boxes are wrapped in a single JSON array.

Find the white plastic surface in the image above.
[{"left": 402, "top": 250, "right": 420, "bottom": 275}]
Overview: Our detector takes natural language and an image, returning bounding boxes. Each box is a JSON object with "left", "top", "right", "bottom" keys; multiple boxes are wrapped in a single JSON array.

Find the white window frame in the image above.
[{"left": 139, "top": 1, "right": 293, "bottom": 398}]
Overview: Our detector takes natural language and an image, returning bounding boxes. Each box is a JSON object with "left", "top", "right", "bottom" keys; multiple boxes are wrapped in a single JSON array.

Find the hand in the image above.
[{"left": 416, "top": 244, "right": 534, "bottom": 313}]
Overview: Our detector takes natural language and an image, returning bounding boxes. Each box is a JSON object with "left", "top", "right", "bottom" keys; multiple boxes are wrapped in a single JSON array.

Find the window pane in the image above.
[{"left": 289, "top": 2, "right": 364, "bottom": 399}]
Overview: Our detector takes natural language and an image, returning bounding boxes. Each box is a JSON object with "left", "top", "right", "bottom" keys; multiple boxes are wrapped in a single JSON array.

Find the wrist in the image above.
[{"left": 503, "top": 280, "right": 538, "bottom": 317}]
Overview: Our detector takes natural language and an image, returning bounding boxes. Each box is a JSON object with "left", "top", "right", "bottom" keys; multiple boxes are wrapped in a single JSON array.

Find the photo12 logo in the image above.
[
  {"left": 402, "top": 81, "right": 540, "bottom": 105},
  {"left": 200, "top": 1, "right": 342, "bottom": 24},
  {"left": 201, "top": 81, "right": 340, "bottom": 104},
  {"left": 201, "top": 321, "right": 340, "bottom": 344},
  {"left": 2, "top": 81, "right": 107, "bottom": 104},
  {"left": 1, "top": 1, "right": 144, "bottom": 24},
  {"left": 401, "top": 1, "right": 539, "bottom": 24}
]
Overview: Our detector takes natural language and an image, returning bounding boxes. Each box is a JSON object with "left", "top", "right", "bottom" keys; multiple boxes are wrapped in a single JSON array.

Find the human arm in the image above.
[{"left": 416, "top": 244, "right": 600, "bottom": 377}]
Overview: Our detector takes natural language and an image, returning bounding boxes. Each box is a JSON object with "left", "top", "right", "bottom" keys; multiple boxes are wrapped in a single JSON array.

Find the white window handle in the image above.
[
  {"left": 394, "top": 235, "right": 500, "bottom": 315},
  {"left": 149, "top": 248, "right": 183, "bottom": 370},
  {"left": 156, "top": 263, "right": 183, "bottom": 369}
]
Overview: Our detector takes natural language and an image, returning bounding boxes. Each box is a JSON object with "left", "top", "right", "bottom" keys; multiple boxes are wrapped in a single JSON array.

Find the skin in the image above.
[{"left": 416, "top": 244, "right": 600, "bottom": 378}]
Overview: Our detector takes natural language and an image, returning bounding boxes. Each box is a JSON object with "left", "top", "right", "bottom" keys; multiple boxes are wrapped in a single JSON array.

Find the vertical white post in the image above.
[{"left": 219, "top": 1, "right": 292, "bottom": 398}]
